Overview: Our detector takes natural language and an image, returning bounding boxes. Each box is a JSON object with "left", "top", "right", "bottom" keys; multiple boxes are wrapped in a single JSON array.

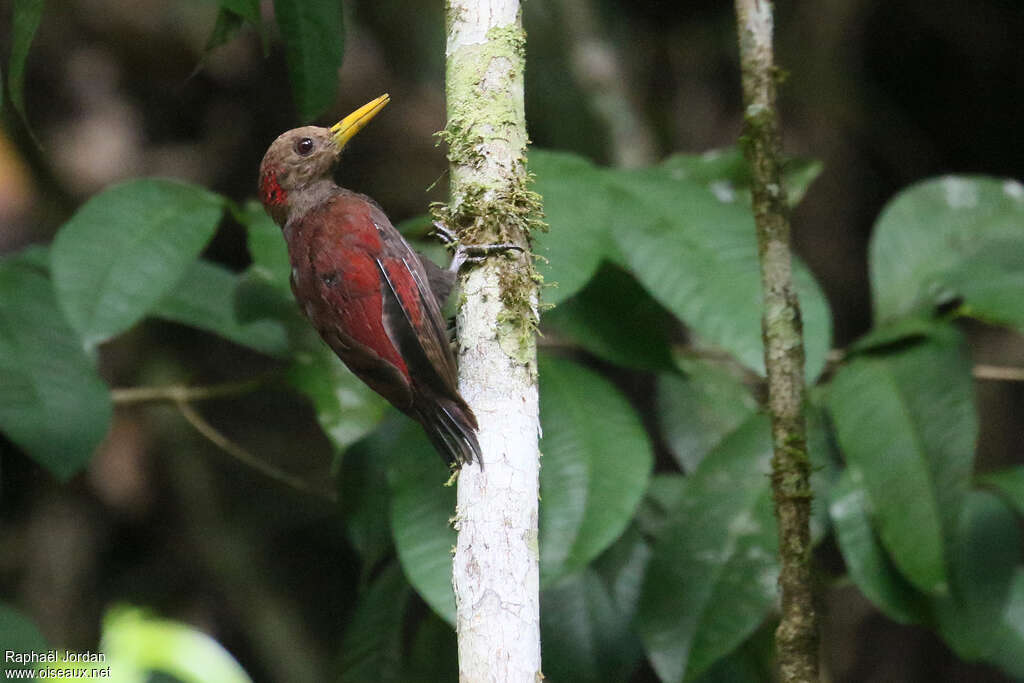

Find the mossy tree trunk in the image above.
[{"left": 441, "top": 0, "right": 543, "bottom": 680}]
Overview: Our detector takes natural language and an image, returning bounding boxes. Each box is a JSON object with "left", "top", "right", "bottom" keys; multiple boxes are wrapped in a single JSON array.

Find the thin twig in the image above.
[
  {"left": 112, "top": 376, "right": 333, "bottom": 502},
  {"left": 111, "top": 377, "right": 267, "bottom": 405},
  {"left": 735, "top": 1, "right": 819, "bottom": 681},
  {"left": 973, "top": 364, "right": 1024, "bottom": 382},
  {"left": 557, "top": 0, "right": 657, "bottom": 168},
  {"left": 175, "top": 400, "right": 336, "bottom": 503}
]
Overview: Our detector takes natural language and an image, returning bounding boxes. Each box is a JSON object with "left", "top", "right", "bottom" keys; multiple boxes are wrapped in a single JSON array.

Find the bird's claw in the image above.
[
  {"left": 450, "top": 242, "right": 524, "bottom": 272},
  {"left": 431, "top": 221, "right": 458, "bottom": 247},
  {"left": 433, "top": 221, "right": 524, "bottom": 273}
]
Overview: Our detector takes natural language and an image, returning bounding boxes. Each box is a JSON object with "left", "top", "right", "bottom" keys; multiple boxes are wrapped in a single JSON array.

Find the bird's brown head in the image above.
[{"left": 258, "top": 94, "right": 390, "bottom": 226}]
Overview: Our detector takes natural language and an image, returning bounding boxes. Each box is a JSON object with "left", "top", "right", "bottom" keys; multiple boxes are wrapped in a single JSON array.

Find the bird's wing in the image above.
[{"left": 375, "top": 250, "right": 459, "bottom": 393}]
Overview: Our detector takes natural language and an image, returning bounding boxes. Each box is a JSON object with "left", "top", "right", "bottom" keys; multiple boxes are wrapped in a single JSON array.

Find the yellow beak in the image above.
[{"left": 330, "top": 94, "right": 390, "bottom": 149}]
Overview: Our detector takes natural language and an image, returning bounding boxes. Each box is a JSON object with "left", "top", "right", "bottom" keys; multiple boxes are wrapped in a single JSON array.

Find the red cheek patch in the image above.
[{"left": 260, "top": 170, "right": 288, "bottom": 207}]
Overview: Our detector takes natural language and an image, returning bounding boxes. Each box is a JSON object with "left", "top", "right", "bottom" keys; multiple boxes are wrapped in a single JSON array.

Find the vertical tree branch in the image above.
[
  {"left": 557, "top": 0, "right": 657, "bottom": 168},
  {"left": 442, "top": 0, "right": 543, "bottom": 680},
  {"left": 734, "top": 1, "right": 819, "bottom": 681}
]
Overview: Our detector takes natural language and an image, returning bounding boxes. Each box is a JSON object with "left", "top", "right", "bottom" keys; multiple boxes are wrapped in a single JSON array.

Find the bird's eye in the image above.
[{"left": 295, "top": 137, "right": 315, "bottom": 156}]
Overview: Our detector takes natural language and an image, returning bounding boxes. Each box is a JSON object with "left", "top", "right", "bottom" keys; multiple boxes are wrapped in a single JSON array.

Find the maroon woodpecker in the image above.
[{"left": 258, "top": 94, "right": 482, "bottom": 466}]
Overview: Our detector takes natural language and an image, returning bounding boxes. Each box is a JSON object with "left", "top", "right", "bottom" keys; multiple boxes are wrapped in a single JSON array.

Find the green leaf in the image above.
[
  {"left": 542, "top": 525, "right": 650, "bottom": 683},
  {"left": 541, "top": 264, "right": 677, "bottom": 372},
  {"left": 610, "top": 166, "right": 832, "bottom": 380},
  {"left": 9, "top": 0, "right": 44, "bottom": 127},
  {"left": 948, "top": 238, "right": 1024, "bottom": 329},
  {"left": 218, "top": 0, "right": 260, "bottom": 22},
  {"left": 286, "top": 345, "right": 388, "bottom": 455},
  {"left": 658, "top": 147, "right": 823, "bottom": 207},
  {"left": 541, "top": 569, "right": 643, "bottom": 683},
  {"left": 530, "top": 150, "right": 623, "bottom": 305},
  {"left": 0, "top": 264, "right": 111, "bottom": 479},
  {"left": 101, "top": 605, "right": 252, "bottom": 683},
  {"left": 338, "top": 563, "right": 411, "bottom": 683},
  {"left": 385, "top": 417, "right": 457, "bottom": 624},
  {"left": 0, "top": 604, "right": 48, "bottom": 675},
  {"left": 657, "top": 358, "right": 758, "bottom": 472},
  {"left": 204, "top": 7, "right": 247, "bottom": 54},
  {"left": 933, "top": 490, "right": 1021, "bottom": 661},
  {"left": 847, "top": 315, "right": 937, "bottom": 353},
  {"left": 51, "top": 179, "right": 226, "bottom": 349},
  {"left": 272, "top": 0, "right": 344, "bottom": 121},
  {"left": 237, "top": 199, "right": 291, "bottom": 287},
  {"left": 1, "top": 243, "right": 49, "bottom": 271},
  {"left": 538, "top": 355, "right": 653, "bottom": 584},
  {"left": 979, "top": 466, "right": 1024, "bottom": 517},
  {"left": 634, "top": 474, "right": 688, "bottom": 541},
  {"left": 691, "top": 621, "right": 775, "bottom": 683},
  {"left": 339, "top": 435, "right": 393, "bottom": 574},
  {"left": 984, "top": 568, "right": 1024, "bottom": 679},
  {"left": 637, "top": 414, "right": 778, "bottom": 682},
  {"left": 827, "top": 327, "right": 976, "bottom": 595},
  {"left": 870, "top": 175, "right": 1024, "bottom": 330},
  {"left": 405, "top": 612, "right": 458, "bottom": 681},
  {"left": 829, "top": 470, "right": 929, "bottom": 624},
  {"left": 150, "top": 260, "right": 289, "bottom": 356},
  {"left": 530, "top": 149, "right": 831, "bottom": 378}
]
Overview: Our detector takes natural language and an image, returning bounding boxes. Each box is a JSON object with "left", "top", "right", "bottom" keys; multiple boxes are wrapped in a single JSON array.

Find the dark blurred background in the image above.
[{"left": 0, "top": 0, "right": 1021, "bottom": 680}]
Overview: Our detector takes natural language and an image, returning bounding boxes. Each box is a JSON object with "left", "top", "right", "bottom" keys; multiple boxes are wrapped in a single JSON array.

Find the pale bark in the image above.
[
  {"left": 734, "top": 1, "right": 819, "bottom": 682},
  {"left": 443, "top": 0, "right": 543, "bottom": 681}
]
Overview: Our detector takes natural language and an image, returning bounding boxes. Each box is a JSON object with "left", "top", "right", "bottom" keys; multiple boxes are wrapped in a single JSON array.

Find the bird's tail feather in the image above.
[{"left": 417, "top": 394, "right": 481, "bottom": 468}]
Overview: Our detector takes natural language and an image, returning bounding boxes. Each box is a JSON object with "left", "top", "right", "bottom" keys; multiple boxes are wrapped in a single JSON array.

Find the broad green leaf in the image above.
[
  {"left": 829, "top": 470, "right": 929, "bottom": 624},
  {"left": 934, "top": 491, "right": 1020, "bottom": 661},
  {"left": 286, "top": 345, "right": 388, "bottom": 455},
  {"left": 657, "top": 358, "right": 758, "bottom": 472},
  {"left": 637, "top": 414, "right": 778, "bottom": 682},
  {"left": 595, "top": 524, "right": 651, "bottom": 619},
  {"left": 541, "top": 569, "right": 643, "bottom": 683},
  {"left": 272, "top": 0, "right": 344, "bottom": 121},
  {"left": 338, "top": 564, "right": 410, "bottom": 682},
  {"left": 218, "top": 0, "right": 260, "bottom": 22},
  {"left": 237, "top": 199, "right": 291, "bottom": 287},
  {"left": 541, "top": 264, "right": 677, "bottom": 372},
  {"left": 151, "top": 260, "right": 289, "bottom": 356},
  {"left": 0, "top": 264, "right": 111, "bottom": 479},
  {"left": 827, "top": 327, "right": 975, "bottom": 595},
  {"left": 51, "top": 179, "right": 226, "bottom": 349},
  {"left": 538, "top": 355, "right": 653, "bottom": 584},
  {"left": 405, "top": 612, "right": 458, "bottom": 681},
  {"left": 948, "top": 238, "right": 1024, "bottom": 329},
  {"left": 634, "top": 474, "right": 688, "bottom": 541},
  {"left": 847, "top": 315, "right": 937, "bottom": 353},
  {"left": 0, "top": 604, "right": 48, "bottom": 675},
  {"left": 530, "top": 149, "right": 831, "bottom": 378},
  {"left": 9, "top": 0, "right": 44, "bottom": 126},
  {"left": 100, "top": 605, "right": 251, "bottom": 683},
  {"left": 530, "top": 150, "right": 622, "bottom": 304},
  {"left": 870, "top": 176, "right": 1024, "bottom": 330},
  {"left": 691, "top": 621, "right": 775, "bottom": 683},
  {"left": 610, "top": 166, "right": 832, "bottom": 380},
  {"left": 659, "top": 147, "right": 823, "bottom": 207},
  {"left": 1, "top": 243, "right": 49, "bottom": 271},
  {"left": 984, "top": 568, "right": 1024, "bottom": 679},
  {"left": 203, "top": 8, "right": 247, "bottom": 55},
  {"left": 385, "top": 417, "right": 457, "bottom": 624},
  {"left": 339, "top": 435, "right": 392, "bottom": 575},
  {"left": 804, "top": 396, "right": 842, "bottom": 541},
  {"left": 979, "top": 466, "right": 1024, "bottom": 517}
]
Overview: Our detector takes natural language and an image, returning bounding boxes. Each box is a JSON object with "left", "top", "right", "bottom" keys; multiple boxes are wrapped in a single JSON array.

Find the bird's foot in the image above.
[
  {"left": 432, "top": 222, "right": 524, "bottom": 273},
  {"left": 450, "top": 242, "right": 524, "bottom": 272}
]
